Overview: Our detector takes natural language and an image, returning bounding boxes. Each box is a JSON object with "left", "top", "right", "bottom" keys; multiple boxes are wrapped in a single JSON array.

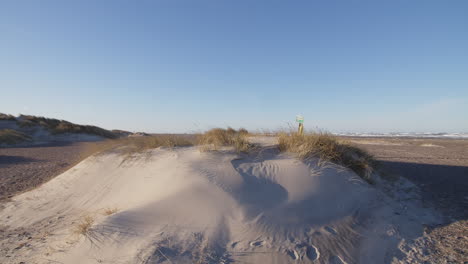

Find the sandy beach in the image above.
[
  {"left": 346, "top": 137, "right": 468, "bottom": 219},
  {"left": 2, "top": 136, "right": 464, "bottom": 263},
  {"left": 3, "top": 1, "right": 468, "bottom": 262},
  {"left": 344, "top": 137, "right": 468, "bottom": 263}
]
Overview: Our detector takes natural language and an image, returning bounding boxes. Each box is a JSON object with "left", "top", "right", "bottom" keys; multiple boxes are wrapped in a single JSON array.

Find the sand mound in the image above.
[{"left": 0, "top": 142, "right": 439, "bottom": 263}]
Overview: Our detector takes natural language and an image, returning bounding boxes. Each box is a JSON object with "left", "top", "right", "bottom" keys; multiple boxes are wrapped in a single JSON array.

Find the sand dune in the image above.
[{"left": 0, "top": 139, "right": 439, "bottom": 263}]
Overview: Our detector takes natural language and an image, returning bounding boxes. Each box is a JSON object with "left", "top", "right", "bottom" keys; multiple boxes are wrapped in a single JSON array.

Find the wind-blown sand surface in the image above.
[
  {"left": 346, "top": 137, "right": 468, "bottom": 219},
  {"left": 0, "top": 138, "right": 439, "bottom": 263}
]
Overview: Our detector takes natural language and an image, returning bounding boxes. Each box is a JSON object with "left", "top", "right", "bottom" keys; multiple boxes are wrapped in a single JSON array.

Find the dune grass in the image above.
[
  {"left": 73, "top": 215, "right": 95, "bottom": 237},
  {"left": 81, "top": 134, "right": 197, "bottom": 158},
  {"left": 0, "top": 129, "right": 32, "bottom": 145},
  {"left": 16, "top": 114, "right": 118, "bottom": 139},
  {"left": 278, "top": 132, "right": 375, "bottom": 182},
  {"left": 78, "top": 129, "right": 251, "bottom": 164},
  {"left": 82, "top": 128, "right": 252, "bottom": 157},
  {"left": 197, "top": 127, "right": 253, "bottom": 153},
  {"left": 121, "top": 135, "right": 195, "bottom": 153}
]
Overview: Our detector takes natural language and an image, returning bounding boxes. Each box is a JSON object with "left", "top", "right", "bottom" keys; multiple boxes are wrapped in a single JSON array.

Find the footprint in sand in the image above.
[
  {"left": 250, "top": 240, "right": 263, "bottom": 247},
  {"left": 305, "top": 245, "right": 319, "bottom": 261},
  {"left": 324, "top": 226, "right": 338, "bottom": 235},
  {"left": 286, "top": 249, "right": 300, "bottom": 260},
  {"left": 292, "top": 243, "right": 319, "bottom": 261}
]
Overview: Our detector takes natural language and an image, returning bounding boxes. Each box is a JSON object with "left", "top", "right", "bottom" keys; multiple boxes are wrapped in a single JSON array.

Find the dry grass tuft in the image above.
[
  {"left": 198, "top": 127, "right": 253, "bottom": 153},
  {"left": 73, "top": 215, "right": 95, "bottom": 236},
  {"left": 278, "top": 132, "right": 375, "bottom": 182},
  {"left": 238, "top": 128, "right": 249, "bottom": 136},
  {"left": 0, "top": 129, "right": 32, "bottom": 145},
  {"left": 103, "top": 207, "right": 119, "bottom": 216}
]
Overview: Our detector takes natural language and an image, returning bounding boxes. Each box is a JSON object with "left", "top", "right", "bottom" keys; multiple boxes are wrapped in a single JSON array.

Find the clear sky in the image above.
[{"left": 1, "top": 1, "right": 467, "bottom": 133}]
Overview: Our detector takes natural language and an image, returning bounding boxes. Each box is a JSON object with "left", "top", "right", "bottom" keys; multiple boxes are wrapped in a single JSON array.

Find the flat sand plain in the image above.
[
  {"left": 344, "top": 137, "right": 468, "bottom": 219},
  {"left": 0, "top": 142, "right": 95, "bottom": 201},
  {"left": 344, "top": 136, "right": 468, "bottom": 263}
]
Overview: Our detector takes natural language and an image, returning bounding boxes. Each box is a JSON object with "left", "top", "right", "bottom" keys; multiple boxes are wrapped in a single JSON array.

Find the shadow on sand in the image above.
[
  {"left": 0, "top": 155, "right": 40, "bottom": 168},
  {"left": 0, "top": 141, "right": 78, "bottom": 149},
  {"left": 378, "top": 160, "right": 468, "bottom": 221}
]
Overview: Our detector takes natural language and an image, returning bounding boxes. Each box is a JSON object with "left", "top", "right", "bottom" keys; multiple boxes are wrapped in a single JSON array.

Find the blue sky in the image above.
[{"left": 1, "top": 0, "right": 467, "bottom": 133}]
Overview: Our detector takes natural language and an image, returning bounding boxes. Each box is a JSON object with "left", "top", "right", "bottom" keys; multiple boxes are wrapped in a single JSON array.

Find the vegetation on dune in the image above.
[
  {"left": 73, "top": 215, "right": 95, "bottom": 237},
  {"left": 15, "top": 114, "right": 117, "bottom": 139},
  {"left": 0, "top": 113, "right": 16, "bottom": 121},
  {"left": 103, "top": 207, "right": 119, "bottom": 216},
  {"left": 82, "top": 134, "right": 197, "bottom": 157},
  {"left": 82, "top": 128, "right": 252, "bottom": 158},
  {"left": 52, "top": 122, "right": 117, "bottom": 139},
  {"left": 111, "top": 129, "right": 133, "bottom": 137},
  {"left": 122, "top": 134, "right": 196, "bottom": 153},
  {"left": 0, "top": 129, "right": 32, "bottom": 145},
  {"left": 198, "top": 127, "right": 253, "bottom": 153},
  {"left": 278, "top": 132, "right": 375, "bottom": 182}
]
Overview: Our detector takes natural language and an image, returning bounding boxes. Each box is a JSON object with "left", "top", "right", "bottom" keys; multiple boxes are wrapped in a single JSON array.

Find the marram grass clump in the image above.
[
  {"left": 198, "top": 127, "right": 253, "bottom": 153},
  {"left": 278, "top": 132, "right": 375, "bottom": 182},
  {"left": 73, "top": 215, "right": 95, "bottom": 237}
]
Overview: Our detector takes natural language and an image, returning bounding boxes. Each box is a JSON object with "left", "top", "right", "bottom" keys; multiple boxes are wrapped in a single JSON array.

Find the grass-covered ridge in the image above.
[
  {"left": 278, "top": 132, "right": 375, "bottom": 182},
  {"left": 0, "top": 129, "right": 32, "bottom": 145},
  {"left": 0, "top": 113, "right": 118, "bottom": 139},
  {"left": 17, "top": 114, "right": 118, "bottom": 139},
  {"left": 0, "top": 113, "right": 16, "bottom": 121}
]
